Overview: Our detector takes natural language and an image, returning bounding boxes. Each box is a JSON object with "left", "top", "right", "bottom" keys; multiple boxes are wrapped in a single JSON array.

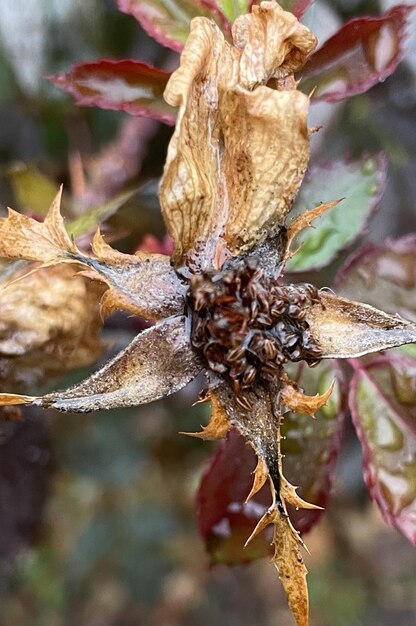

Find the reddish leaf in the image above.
[
  {"left": 117, "top": 0, "right": 230, "bottom": 52},
  {"left": 300, "top": 5, "right": 413, "bottom": 101},
  {"left": 197, "top": 361, "right": 346, "bottom": 565},
  {"left": 49, "top": 60, "right": 175, "bottom": 125},
  {"left": 349, "top": 357, "right": 416, "bottom": 544},
  {"left": 333, "top": 235, "right": 416, "bottom": 322},
  {"left": 272, "top": 0, "right": 313, "bottom": 18},
  {"left": 197, "top": 428, "right": 272, "bottom": 565}
]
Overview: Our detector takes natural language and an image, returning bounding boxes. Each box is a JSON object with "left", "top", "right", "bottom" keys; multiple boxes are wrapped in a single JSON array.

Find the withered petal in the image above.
[
  {"left": 160, "top": 2, "right": 316, "bottom": 269},
  {"left": 0, "top": 316, "right": 202, "bottom": 412},
  {"left": 306, "top": 292, "right": 416, "bottom": 358},
  {"left": 233, "top": 1, "right": 316, "bottom": 89}
]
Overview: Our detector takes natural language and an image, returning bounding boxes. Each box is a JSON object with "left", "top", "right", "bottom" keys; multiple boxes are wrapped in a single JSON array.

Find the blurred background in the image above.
[{"left": 0, "top": 1, "right": 415, "bottom": 625}]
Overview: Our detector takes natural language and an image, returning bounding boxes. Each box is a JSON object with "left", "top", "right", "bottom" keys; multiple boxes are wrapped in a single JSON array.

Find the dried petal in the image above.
[
  {"left": 305, "top": 292, "right": 416, "bottom": 358},
  {"left": 0, "top": 264, "right": 104, "bottom": 390},
  {"left": 160, "top": 2, "right": 316, "bottom": 268},
  {"left": 0, "top": 316, "right": 201, "bottom": 412}
]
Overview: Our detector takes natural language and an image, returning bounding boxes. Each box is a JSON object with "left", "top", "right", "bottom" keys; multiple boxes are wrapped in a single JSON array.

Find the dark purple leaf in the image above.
[
  {"left": 333, "top": 235, "right": 416, "bottom": 322},
  {"left": 197, "top": 360, "right": 346, "bottom": 565},
  {"left": 349, "top": 357, "right": 416, "bottom": 544},
  {"left": 49, "top": 60, "right": 175, "bottom": 125},
  {"left": 0, "top": 409, "right": 51, "bottom": 588},
  {"left": 300, "top": 5, "right": 413, "bottom": 101},
  {"left": 117, "top": 0, "right": 230, "bottom": 52}
]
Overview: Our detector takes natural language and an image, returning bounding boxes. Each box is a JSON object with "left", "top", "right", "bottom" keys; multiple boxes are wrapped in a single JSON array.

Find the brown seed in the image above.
[
  {"left": 263, "top": 338, "right": 278, "bottom": 360},
  {"left": 242, "top": 365, "right": 257, "bottom": 386},
  {"left": 236, "top": 394, "right": 252, "bottom": 412},
  {"left": 226, "top": 345, "right": 246, "bottom": 362}
]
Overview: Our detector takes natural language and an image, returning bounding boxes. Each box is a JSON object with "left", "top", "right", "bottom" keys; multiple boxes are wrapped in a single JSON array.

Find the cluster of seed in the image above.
[{"left": 188, "top": 258, "right": 322, "bottom": 405}]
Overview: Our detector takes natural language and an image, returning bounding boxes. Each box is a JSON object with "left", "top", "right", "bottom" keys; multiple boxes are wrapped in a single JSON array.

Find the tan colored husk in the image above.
[{"left": 160, "top": 1, "right": 317, "bottom": 269}]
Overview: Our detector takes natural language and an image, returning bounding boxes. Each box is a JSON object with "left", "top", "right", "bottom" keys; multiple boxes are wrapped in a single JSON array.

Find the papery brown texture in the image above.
[
  {"left": 305, "top": 292, "right": 416, "bottom": 358},
  {"left": 0, "top": 264, "right": 104, "bottom": 390},
  {"left": 208, "top": 379, "right": 311, "bottom": 626},
  {"left": 0, "top": 316, "right": 201, "bottom": 412},
  {"left": 0, "top": 191, "right": 186, "bottom": 321},
  {"left": 160, "top": 1, "right": 316, "bottom": 269}
]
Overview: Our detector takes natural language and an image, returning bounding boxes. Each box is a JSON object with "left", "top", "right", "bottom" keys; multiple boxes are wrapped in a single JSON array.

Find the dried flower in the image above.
[{"left": 0, "top": 3, "right": 415, "bottom": 625}]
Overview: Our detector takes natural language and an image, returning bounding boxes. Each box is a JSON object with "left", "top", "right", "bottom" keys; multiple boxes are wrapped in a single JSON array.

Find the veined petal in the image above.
[
  {"left": 0, "top": 316, "right": 202, "bottom": 412},
  {"left": 306, "top": 292, "right": 416, "bottom": 358},
  {"left": 160, "top": 2, "right": 316, "bottom": 269}
]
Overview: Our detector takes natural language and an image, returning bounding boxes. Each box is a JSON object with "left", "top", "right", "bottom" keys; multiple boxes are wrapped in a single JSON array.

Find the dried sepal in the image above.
[
  {"left": 281, "top": 379, "right": 335, "bottom": 418},
  {"left": 0, "top": 192, "right": 186, "bottom": 320},
  {"left": 211, "top": 379, "right": 311, "bottom": 626},
  {"left": 0, "top": 187, "right": 76, "bottom": 263},
  {"left": 160, "top": 2, "right": 316, "bottom": 269},
  {"left": 285, "top": 199, "right": 342, "bottom": 261},
  {"left": 181, "top": 388, "right": 229, "bottom": 440},
  {"left": 306, "top": 292, "right": 416, "bottom": 358},
  {"left": 76, "top": 229, "right": 187, "bottom": 319},
  {"left": 245, "top": 503, "right": 309, "bottom": 626},
  {"left": 280, "top": 476, "right": 323, "bottom": 511},
  {"left": 0, "top": 316, "right": 202, "bottom": 412},
  {"left": 246, "top": 456, "right": 268, "bottom": 502}
]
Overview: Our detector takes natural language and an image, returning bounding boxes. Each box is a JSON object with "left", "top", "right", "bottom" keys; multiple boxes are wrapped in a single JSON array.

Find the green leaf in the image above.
[
  {"left": 350, "top": 357, "right": 416, "bottom": 544},
  {"left": 67, "top": 189, "right": 135, "bottom": 238},
  {"left": 117, "top": 0, "right": 230, "bottom": 51},
  {"left": 286, "top": 155, "right": 387, "bottom": 272},
  {"left": 215, "top": 0, "right": 250, "bottom": 22},
  {"left": 7, "top": 163, "right": 60, "bottom": 216}
]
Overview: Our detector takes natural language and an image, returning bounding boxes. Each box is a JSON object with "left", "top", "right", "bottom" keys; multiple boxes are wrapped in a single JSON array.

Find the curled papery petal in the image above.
[
  {"left": 160, "top": 1, "right": 316, "bottom": 269},
  {"left": 0, "top": 316, "right": 202, "bottom": 412},
  {"left": 305, "top": 292, "right": 416, "bottom": 359}
]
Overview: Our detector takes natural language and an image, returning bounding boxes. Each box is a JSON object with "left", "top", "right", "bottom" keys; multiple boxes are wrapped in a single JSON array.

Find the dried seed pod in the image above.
[{"left": 188, "top": 259, "right": 322, "bottom": 389}]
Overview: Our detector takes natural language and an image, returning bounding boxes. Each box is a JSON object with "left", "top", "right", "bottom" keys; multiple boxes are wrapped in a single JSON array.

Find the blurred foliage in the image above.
[{"left": 0, "top": 1, "right": 415, "bottom": 625}]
